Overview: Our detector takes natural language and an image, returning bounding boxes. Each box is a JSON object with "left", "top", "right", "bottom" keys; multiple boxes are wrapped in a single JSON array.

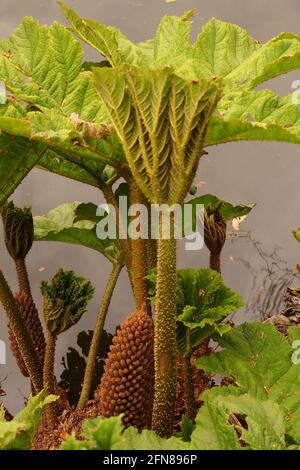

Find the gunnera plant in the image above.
[
  {"left": 96, "top": 308, "right": 154, "bottom": 430},
  {"left": 0, "top": 3, "right": 300, "bottom": 438},
  {"left": 41, "top": 269, "right": 94, "bottom": 428}
]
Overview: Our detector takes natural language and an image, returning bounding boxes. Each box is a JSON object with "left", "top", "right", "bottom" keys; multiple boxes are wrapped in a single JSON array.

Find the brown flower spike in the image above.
[
  {"left": 8, "top": 292, "right": 45, "bottom": 378},
  {"left": 96, "top": 308, "right": 154, "bottom": 429}
]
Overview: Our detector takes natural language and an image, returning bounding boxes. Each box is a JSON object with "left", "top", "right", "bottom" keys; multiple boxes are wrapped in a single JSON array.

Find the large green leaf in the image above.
[
  {"left": 193, "top": 18, "right": 260, "bottom": 80},
  {"left": 206, "top": 89, "right": 300, "bottom": 146},
  {"left": 190, "top": 399, "right": 239, "bottom": 450},
  {"left": 197, "top": 390, "right": 286, "bottom": 450},
  {"left": 0, "top": 16, "right": 124, "bottom": 203},
  {"left": 153, "top": 11, "right": 194, "bottom": 75},
  {"left": 224, "top": 33, "right": 300, "bottom": 92},
  {"left": 0, "top": 134, "right": 46, "bottom": 208},
  {"left": 93, "top": 65, "right": 221, "bottom": 204},
  {"left": 58, "top": 2, "right": 149, "bottom": 68},
  {"left": 176, "top": 269, "right": 243, "bottom": 353},
  {"left": 177, "top": 269, "right": 244, "bottom": 321},
  {"left": 60, "top": 6, "right": 300, "bottom": 149},
  {"left": 198, "top": 322, "right": 300, "bottom": 443},
  {"left": 0, "top": 391, "right": 57, "bottom": 450},
  {"left": 0, "top": 9, "right": 300, "bottom": 204},
  {"left": 34, "top": 202, "right": 123, "bottom": 265},
  {"left": 194, "top": 19, "right": 300, "bottom": 90},
  {"left": 61, "top": 5, "right": 300, "bottom": 91},
  {"left": 148, "top": 268, "right": 243, "bottom": 354},
  {"left": 60, "top": 323, "right": 300, "bottom": 450},
  {"left": 122, "top": 428, "right": 190, "bottom": 450},
  {"left": 0, "top": 18, "right": 104, "bottom": 116},
  {"left": 38, "top": 149, "right": 101, "bottom": 188},
  {"left": 198, "top": 323, "right": 292, "bottom": 398}
]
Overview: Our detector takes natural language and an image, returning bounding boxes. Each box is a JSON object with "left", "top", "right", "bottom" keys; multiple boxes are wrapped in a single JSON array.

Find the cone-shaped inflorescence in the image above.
[
  {"left": 41, "top": 269, "right": 94, "bottom": 428},
  {"left": 96, "top": 308, "right": 154, "bottom": 429},
  {"left": 1, "top": 201, "right": 35, "bottom": 294},
  {"left": 1, "top": 201, "right": 34, "bottom": 261},
  {"left": 204, "top": 206, "right": 227, "bottom": 274},
  {"left": 8, "top": 292, "right": 46, "bottom": 377}
]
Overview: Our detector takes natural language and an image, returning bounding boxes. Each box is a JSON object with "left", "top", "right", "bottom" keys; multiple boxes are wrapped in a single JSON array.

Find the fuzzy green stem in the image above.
[
  {"left": 43, "top": 330, "right": 59, "bottom": 429},
  {"left": 209, "top": 249, "right": 221, "bottom": 274},
  {"left": 147, "top": 206, "right": 157, "bottom": 271},
  {"left": 0, "top": 269, "right": 43, "bottom": 391},
  {"left": 183, "top": 329, "right": 197, "bottom": 420},
  {"left": 132, "top": 236, "right": 150, "bottom": 311},
  {"left": 77, "top": 262, "right": 122, "bottom": 410},
  {"left": 15, "top": 258, "right": 31, "bottom": 295},
  {"left": 152, "top": 212, "right": 177, "bottom": 437}
]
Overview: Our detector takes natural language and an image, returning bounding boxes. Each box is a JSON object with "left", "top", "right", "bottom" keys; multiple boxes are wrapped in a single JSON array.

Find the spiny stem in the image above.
[
  {"left": 0, "top": 269, "right": 43, "bottom": 392},
  {"left": 183, "top": 329, "right": 197, "bottom": 420},
  {"left": 147, "top": 207, "right": 157, "bottom": 271},
  {"left": 77, "top": 262, "right": 122, "bottom": 410},
  {"left": 132, "top": 235, "right": 150, "bottom": 310},
  {"left": 15, "top": 258, "right": 31, "bottom": 295},
  {"left": 43, "top": 330, "right": 59, "bottom": 429},
  {"left": 152, "top": 212, "right": 177, "bottom": 437}
]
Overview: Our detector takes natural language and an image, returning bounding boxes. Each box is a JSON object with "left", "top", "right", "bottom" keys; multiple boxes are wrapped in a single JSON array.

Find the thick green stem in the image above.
[
  {"left": 43, "top": 330, "right": 59, "bottom": 429},
  {"left": 209, "top": 249, "right": 221, "bottom": 274},
  {"left": 77, "top": 262, "right": 122, "bottom": 410},
  {"left": 147, "top": 238, "right": 157, "bottom": 272},
  {"left": 132, "top": 236, "right": 150, "bottom": 310},
  {"left": 183, "top": 329, "right": 197, "bottom": 420},
  {"left": 0, "top": 269, "right": 43, "bottom": 391},
  {"left": 147, "top": 207, "right": 157, "bottom": 271},
  {"left": 152, "top": 213, "right": 177, "bottom": 437},
  {"left": 15, "top": 258, "right": 31, "bottom": 295}
]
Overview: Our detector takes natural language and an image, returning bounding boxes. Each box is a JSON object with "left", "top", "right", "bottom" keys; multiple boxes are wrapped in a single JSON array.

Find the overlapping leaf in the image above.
[
  {"left": 0, "top": 133, "right": 45, "bottom": 207},
  {"left": 0, "top": 16, "right": 125, "bottom": 206},
  {"left": 197, "top": 322, "right": 300, "bottom": 444},
  {"left": 93, "top": 66, "right": 221, "bottom": 203},
  {"left": 148, "top": 268, "right": 243, "bottom": 354},
  {"left": 206, "top": 89, "right": 300, "bottom": 146},
  {"left": 0, "top": 6, "right": 300, "bottom": 211},
  {"left": 60, "top": 3, "right": 300, "bottom": 150},
  {"left": 176, "top": 269, "right": 243, "bottom": 353},
  {"left": 61, "top": 4, "right": 300, "bottom": 91}
]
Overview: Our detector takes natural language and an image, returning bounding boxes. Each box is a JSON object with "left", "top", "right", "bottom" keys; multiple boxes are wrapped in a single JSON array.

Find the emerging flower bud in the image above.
[{"left": 1, "top": 201, "right": 34, "bottom": 260}]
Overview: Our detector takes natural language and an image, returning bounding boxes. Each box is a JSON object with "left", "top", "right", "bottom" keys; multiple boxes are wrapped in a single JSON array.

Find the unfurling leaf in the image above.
[{"left": 41, "top": 269, "right": 94, "bottom": 335}]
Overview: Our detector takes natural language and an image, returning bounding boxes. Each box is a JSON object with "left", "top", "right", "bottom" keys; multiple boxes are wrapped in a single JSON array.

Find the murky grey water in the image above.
[{"left": 0, "top": 0, "right": 300, "bottom": 413}]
